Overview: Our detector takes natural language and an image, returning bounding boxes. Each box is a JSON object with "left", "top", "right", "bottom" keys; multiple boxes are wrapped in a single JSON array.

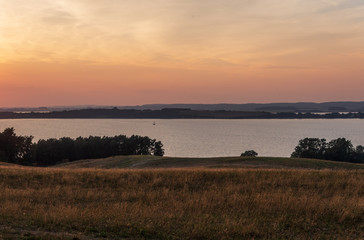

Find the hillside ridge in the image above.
[{"left": 54, "top": 155, "right": 364, "bottom": 170}]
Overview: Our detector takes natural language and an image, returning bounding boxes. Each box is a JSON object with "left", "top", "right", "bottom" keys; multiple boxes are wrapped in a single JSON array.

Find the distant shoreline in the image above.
[
  {"left": 0, "top": 108, "right": 363, "bottom": 119},
  {"left": 2, "top": 101, "right": 364, "bottom": 113}
]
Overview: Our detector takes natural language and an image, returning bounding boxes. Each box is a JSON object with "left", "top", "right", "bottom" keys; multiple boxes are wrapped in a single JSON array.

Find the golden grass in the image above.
[{"left": 0, "top": 166, "right": 363, "bottom": 239}]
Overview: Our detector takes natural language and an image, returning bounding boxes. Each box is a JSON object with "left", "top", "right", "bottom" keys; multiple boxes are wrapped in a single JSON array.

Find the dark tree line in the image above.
[
  {"left": 291, "top": 137, "right": 364, "bottom": 163},
  {"left": 2, "top": 108, "right": 364, "bottom": 119},
  {"left": 0, "top": 128, "right": 164, "bottom": 166}
]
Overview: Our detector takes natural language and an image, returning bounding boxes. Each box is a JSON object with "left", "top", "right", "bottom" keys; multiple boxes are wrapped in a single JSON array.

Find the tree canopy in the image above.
[
  {"left": 0, "top": 127, "right": 33, "bottom": 164},
  {"left": 291, "top": 137, "right": 364, "bottom": 163},
  {"left": 0, "top": 128, "right": 164, "bottom": 166}
]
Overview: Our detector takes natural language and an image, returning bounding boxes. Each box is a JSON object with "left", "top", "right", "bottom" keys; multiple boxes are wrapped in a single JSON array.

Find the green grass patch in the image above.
[{"left": 55, "top": 155, "right": 364, "bottom": 170}]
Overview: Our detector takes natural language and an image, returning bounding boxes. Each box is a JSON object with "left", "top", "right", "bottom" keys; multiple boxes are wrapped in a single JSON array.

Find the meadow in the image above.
[
  {"left": 56, "top": 155, "right": 364, "bottom": 170},
  {"left": 0, "top": 157, "right": 363, "bottom": 239}
]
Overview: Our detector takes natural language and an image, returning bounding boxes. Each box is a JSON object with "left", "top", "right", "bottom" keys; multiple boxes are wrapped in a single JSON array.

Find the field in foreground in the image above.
[{"left": 0, "top": 164, "right": 363, "bottom": 239}]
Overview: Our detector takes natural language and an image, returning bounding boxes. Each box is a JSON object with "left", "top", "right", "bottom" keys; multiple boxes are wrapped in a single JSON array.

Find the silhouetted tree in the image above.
[
  {"left": 354, "top": 145, "right": 364, "bottom": 163},
  {"left": 153, "top": 141, "right": 164, "bottom": 156},
  {"left": 291, "top": 138, "right": 327, "bottom": 159},
  {"left": 0, "top": 128, "right": 33, "bottom": 165},
  {"left": 325, "top": 138, "right": 354, "bottom": 162}
]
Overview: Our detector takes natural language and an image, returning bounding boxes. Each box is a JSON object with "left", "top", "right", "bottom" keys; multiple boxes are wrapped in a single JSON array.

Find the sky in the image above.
[{"left": 1, "top": 0, "right": 364, "bottom": 107}]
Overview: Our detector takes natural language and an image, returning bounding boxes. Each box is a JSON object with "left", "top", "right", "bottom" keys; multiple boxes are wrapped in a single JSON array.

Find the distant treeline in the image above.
[
  {"left": 0, "top": 128, "right": 164, "bottom": 166},
  {"left": 0, "top": 108, "right": 364, "bottom": 119},
  {"left": 292, "top": 138, "right": 364, "bottom": 163},
  {"left": 3, "top": 101, "right": 364, "bottom": 112}
]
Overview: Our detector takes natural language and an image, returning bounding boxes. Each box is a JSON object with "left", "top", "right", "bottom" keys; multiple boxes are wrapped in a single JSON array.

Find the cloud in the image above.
[
  {"left": 259, "top": 65, "right": 310, "bottom": 70},
  {"left": 1, "top": 0, "right": 364, "bottom": 70},
  {"left": 197, "top": 58, "right": 237, "bottom": 67},
  {"left": 318, "top": 0, "right": 364, "bottom": 13},
  {"left": 41, "top": 9, "right": 77, "bottom": 25}
]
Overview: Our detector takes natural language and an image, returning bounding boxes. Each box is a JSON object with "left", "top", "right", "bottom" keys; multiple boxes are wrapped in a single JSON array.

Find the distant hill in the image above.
[
  {"left": 0, "top": 108, "right": 273, "bottom": 119},
  {"left": 3, "top": 155, "right": 363, "bottom": 170},
  {"left": 120, "top": 101, "right": 364, "bottom": 112},
  {"left": 2, "top": 101, "right": 364, "bottom": 113},
  {"left": 1, "top": 108, "right": 363, "bottom": 119}
]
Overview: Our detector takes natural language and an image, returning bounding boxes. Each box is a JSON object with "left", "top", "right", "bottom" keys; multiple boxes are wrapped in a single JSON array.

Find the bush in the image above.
[{"left": 241, "top": 150, "right": 258, "bottom": 157}]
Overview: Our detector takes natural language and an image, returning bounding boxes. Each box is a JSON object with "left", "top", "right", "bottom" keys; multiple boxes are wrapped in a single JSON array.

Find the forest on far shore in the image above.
[{"left": 1, "top": 108, "right": 364, "bottom": 119}]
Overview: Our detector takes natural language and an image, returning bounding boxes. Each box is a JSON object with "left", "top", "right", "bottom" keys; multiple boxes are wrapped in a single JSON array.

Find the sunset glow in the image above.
[{"left": 1, "top": 0, "right": 364, "bottom": 107}]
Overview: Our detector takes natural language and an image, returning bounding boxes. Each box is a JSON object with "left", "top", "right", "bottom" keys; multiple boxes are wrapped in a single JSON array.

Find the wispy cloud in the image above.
[
  {"left": 318, "top": 0, "right": 364, "bottom": 13},
  {"left": 1, "top": 0, "right": 364, "bottom": 69},
  {"left": 41, "top": 8, "right": 77, "bottom": 25}
]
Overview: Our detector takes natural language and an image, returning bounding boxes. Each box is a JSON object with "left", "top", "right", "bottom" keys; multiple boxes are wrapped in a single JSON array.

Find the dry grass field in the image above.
[{"left": 0, "top": 159, "right": 363, "bottom": 239}]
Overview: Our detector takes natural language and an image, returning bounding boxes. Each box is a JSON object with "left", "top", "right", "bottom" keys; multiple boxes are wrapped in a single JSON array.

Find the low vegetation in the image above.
[
  {"left": 0, "top": 165, "right": 363, "bottom": 239},
  {"left": 240, "top": 150, "right": 258, "bottom": 157},
  {"left": 56, "top": 155, "right": 364, "bottom": 170},
  {"left": 292, "top": 137, "right": 364, "bottom": 163}
]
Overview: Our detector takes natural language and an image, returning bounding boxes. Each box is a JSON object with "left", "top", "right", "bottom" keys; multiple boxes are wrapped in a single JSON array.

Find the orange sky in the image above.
[{"left": 1, "top": 0, "right": 364, "bottom": 107}]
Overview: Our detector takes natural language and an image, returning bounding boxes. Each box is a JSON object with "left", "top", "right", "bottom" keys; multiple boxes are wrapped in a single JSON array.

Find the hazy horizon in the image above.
[
  {"left": 3, "top": 100, "right": 364, "bottom": 109},
  {"left": 2, "top": 100, "right": 364, "bottom": 110}
]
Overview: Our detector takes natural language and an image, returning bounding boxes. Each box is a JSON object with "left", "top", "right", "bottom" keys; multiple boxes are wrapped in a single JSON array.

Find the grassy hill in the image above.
[
  {"left": 55, "top": 155, "right": 364, "bottom": 170},
  {"left": 0, "top": 157, "right": 363, "bottom": 239},
  {"left": 0, "top": 165, "right": 363, "bottom": 239}
]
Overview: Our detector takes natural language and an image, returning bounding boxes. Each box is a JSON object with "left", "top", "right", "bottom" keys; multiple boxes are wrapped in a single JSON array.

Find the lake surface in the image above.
[{"left": 1, "top": 119, "right": 363, "bottom": 157}]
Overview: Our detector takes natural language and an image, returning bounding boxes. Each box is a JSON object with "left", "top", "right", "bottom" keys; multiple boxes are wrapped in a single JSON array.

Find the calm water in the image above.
[{"left": 1, "top": 119, "right": 363, "bottom": 157}]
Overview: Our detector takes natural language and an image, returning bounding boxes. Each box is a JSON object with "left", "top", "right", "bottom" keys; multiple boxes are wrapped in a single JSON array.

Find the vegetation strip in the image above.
[
  {"left": 1, "top": 108, "right": 364, "bottom": 119},
  {"left": 0, "top": 128, "right": 164, "bottom": 166},
  {"left": 55, "top": 155, "right": 364, "bottom": 170},
  {"left": 0, "top": 166, "right": 363, "bottom": 239}
]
